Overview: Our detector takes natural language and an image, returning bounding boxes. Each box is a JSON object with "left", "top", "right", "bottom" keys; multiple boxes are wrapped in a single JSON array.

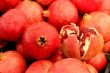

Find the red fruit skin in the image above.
[
  {"left": 22, "top": 21, "right": 60, "bottom": 60},
  {"left": 0, "top": 9, "right": 28, "bottom": 42},
  {"left": 103, "top": 40, "right": 110, "bottom": 53},
  {"left": 25, "top": 60, "right": 53, "bottom": 73},
  {"left": 80, "top": 11, "right": 110, "bottom": 42},
  {"left": 37, "top": 0, "right": 55, "bottom": 6},
  {"left": 61, "top": 35, "right": 81, "bottom": 59},
  {"left": 50, "top": 49, "right": 65, "bottom": 63},
  {"left": 0, "top": 51, "right": 26, "bottom": 73},
  {"left": 85, "top": 64, "right": 98, "bottom": 73},
  {"left": 99, "top": 0, "right": 110, "bottom": 15},
  {"left": 16, "top": 42, "right": 34, "bottom": 61},
  {"left": 86, "top": 52, "right": 107, "bottom": 72},
  {"left": 0, "top": 0, "right": 22, "bottom": 12},
  {"left": 16, "top": 0, "right": 43, "bottom": 24},
  {"left": 46, "top": 0, "right": 78, "bottom": 31},
  {"left": 48, "top": 58, "right": 90, "bottom": 73},
  {"left": 72, "top": 0, "right": 103, "bottom": 13}
]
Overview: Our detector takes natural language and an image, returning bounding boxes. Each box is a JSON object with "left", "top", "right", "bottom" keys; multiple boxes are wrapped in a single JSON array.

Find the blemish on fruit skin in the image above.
[{"left": 37, "top": 36, "right": 47, "bottom": 47}]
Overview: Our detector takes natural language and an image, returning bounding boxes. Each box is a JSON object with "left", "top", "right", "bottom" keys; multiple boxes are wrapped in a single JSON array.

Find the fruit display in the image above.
[{"left": 0, "top": 0, "right": 110, "bottom": 73}]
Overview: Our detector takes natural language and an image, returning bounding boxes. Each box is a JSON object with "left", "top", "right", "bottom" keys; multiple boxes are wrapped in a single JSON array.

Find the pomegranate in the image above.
[
  {"left": 0, "top": 0, "right": 22, "bottom": 12},
  {"left": 103, "top": 40, "right": 110, "bottom": 53},
  {"left": 86, "top": 52, "right": 107, "bottom": 72},
  {"left": 60, "top": 24, "right": 104, "bottom": 60},
  {"left": 71, "top": 0, "right": 103, "bottom": 13},
  {"left": 0, "top": 9, "right": 28, "bottom": 42},
  {"left": 25, "top": 60, "right": 53, "bottom": 73},
  {"left": 0, "top": 51, "right": 26, "bottom": 73},
  {"left": 48, "top": 58, "right": 90, "bottom": 73},
  {"left": 16, "top": 0, "right": 43, "bottom": 24},
  {"left": 43, "top": 0, "right": 78, "bottom": 31},
  {"left": 22, "top": 21, "right": 60, "bottom": 60},
  {"left": 80, "top": 11, "right": 110, "bottom": 42},
  {"left": 99, "top": 0, "right": 110, "bottom": 15}
]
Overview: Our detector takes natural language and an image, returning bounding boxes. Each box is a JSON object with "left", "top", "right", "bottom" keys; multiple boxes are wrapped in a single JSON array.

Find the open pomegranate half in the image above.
[{"left": 60, "top": 23, "right": 104, "bottom": 60}]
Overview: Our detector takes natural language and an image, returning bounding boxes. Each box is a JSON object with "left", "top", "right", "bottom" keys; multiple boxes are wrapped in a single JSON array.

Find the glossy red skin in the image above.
[
  {"left": 25, "top": 60, "right": 53, "bottom": 73},
  {"left": 48, "top": 58, "right": 90, "bottom": 73},
  {"left": 0, "top": 51, "right": 26, "bottom": 73},
  {"left": 0, "top": 9, "right": 28, "bottom": 42},
  {"left": 22, "top": 21, "right": 60, "bottom": 60},
  {"left": 99, "top": 0, "right": 110, "bottom": 15},
  {"left": 47, "top": 0, "right": 78, "bottom": 31},
  {"left": 85, "top": 64, "right": 98, "bottom": 73},
  {"left": 37, "top": 0, "right": 55, "bottom": 6},
  {"left": 72, "top": 0, "right": 103, "bottom": 13},
  {"left": 80, "top": 11, "right": 110, "bottom": 42},
  {"left": 0, "top": 0, "right": 21, "bottom": 12},
  {"left": 103, "top": 40, "right": 110, "bottom": 53},
  {"left": 16, "top": 0, "right": 43, "bottom": 24},
  {"left": 50, "top": 49, "right": 65, "bottom": 63},
  {"left": 86, "top": 52, "right": 107, "bottom": 72}
]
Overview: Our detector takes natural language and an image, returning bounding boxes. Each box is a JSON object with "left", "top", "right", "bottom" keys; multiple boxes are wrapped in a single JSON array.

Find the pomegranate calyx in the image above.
[
  {"left": 37, "top": 36, "right": 47, "bottom": 47},
  {"left": 43, "top": 10, "right": 50, "bottom": 17}
]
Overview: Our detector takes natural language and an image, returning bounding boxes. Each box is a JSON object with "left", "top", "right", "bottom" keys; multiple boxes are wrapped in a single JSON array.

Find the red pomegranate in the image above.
[
  {"left": 22, "top": 21, "right": 60, "bottom": 60},
  {"left": 99, "top": 0, "right": 110, "bottom": 15},
  {"left": 0, "top": 51, "right": 26, "bottom": 73},
  {"left": 71, "top": 0, "right": 103, "bottom": 13},
  {"left": 16, "top": 0, "right": 43, "bottom": 24},
  {"left": 0, "top": 9, "right": 28, "bottom": 42},
  {"left": 43, "top": 0, "right": 78, "bottom": 31},
  {"left": 80, "top": 11, "right": 110, "bottom": 42},
  {"left": 0, "top": 0, "right": 22, "bottom": 12},
  {"left": 25, "top": 60, "right": 53, "bottom": 73},
  {"left": 48, "top": 58, "right": 90, "bottom": 73}
]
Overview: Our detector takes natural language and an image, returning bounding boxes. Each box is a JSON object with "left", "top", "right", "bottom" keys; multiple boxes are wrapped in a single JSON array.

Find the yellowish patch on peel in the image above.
[{"left": 83, "top": 13, "right": 91, "bottom": 25}]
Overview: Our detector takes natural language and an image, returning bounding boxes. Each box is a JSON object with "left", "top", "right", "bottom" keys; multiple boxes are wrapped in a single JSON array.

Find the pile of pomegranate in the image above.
[{"left": 0, "top": 0, "right": 110, "bottom": 73}]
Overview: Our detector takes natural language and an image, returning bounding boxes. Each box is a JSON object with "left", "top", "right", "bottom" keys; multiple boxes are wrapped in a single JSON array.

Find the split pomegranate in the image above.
[
  {"left": 43, "top": 0, "right": 78, "bottom": 31},
  {"left": 22, "top": 21, "right": 60, "bottom": 60},
  {"left": 60, "top": 24, "right": 104, "bottom": 60}
]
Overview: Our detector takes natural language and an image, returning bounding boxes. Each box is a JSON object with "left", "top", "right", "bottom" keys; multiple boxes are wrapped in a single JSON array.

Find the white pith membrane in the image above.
[
  {"left": 80, "top": 28, "right": 99, "bottom": 58},
  {"left": 60, "top": 23, "right": 101, "bottom": 60},
  {"left": 60, "top": 23, "right": 79, "bottom": 39}
]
